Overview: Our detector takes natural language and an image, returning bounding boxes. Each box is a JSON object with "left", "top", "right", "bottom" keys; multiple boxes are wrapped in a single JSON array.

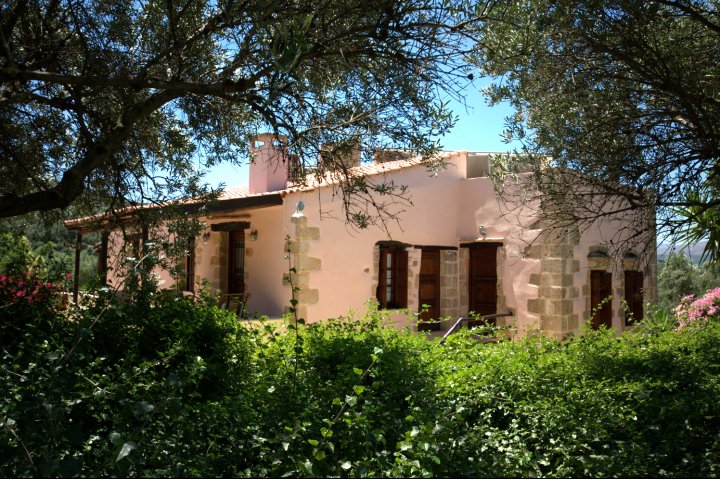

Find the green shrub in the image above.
[{"left": 2, "top": 289, "right": 720, "bottom": 477}]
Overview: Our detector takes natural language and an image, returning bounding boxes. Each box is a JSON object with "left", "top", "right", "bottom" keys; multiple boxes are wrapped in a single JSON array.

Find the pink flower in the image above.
[
  {"left": 65, "top": 273, "right": 72, "bottom": 280},
  {"left": 676, "top": 287, "right": 720, "bottom": 330}
]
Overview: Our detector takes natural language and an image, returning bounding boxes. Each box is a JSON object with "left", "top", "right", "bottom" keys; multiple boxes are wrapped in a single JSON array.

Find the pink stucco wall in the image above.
[{"left": 277, "top": 152, "right": 548, "bottom": 331}]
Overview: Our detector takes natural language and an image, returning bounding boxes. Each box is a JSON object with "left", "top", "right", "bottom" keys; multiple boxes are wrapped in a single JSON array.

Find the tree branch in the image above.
[
  {"left": 0, "top": 68, "right": 253, "bottom": 97},
  {"left": 0, "top": 90, "right": 179, "bottom": 218}
]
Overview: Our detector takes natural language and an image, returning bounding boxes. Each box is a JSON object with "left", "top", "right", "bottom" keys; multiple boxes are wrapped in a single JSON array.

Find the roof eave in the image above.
[{"left": 63, "top": 193, "right": 284, "bottom": 233}]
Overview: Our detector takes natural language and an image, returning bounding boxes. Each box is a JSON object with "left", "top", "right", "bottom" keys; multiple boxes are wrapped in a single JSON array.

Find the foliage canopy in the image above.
[
  {"left": 0, "top": 0, "right": 478, "bottom": 225},
  {"left": 3, "top": 283, "right": 720, "bottom": 476},
  {"left": 471, "top": 0, "right": 720, "bottom": 258}
]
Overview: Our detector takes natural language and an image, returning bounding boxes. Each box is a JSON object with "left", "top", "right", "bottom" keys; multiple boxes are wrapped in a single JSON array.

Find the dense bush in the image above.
[{"left": 2, "top": 279, "right": 720, "bottom": 476}]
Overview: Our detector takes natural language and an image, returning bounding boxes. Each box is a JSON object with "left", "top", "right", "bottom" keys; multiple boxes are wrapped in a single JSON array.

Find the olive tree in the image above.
[
  {"left": 0, "top": 0, "right": 481, "bottom": 226},
  {"left": 470, "top": 0, "right": 720, "bottom": 258}
]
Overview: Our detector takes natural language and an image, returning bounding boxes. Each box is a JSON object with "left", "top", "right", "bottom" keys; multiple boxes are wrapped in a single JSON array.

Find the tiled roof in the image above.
[
  {"left": 219, "top": 185, "right": 249, "bottom": 199},
  {"left": 64, "top": 151, "right": 457, "bottom": 229}
]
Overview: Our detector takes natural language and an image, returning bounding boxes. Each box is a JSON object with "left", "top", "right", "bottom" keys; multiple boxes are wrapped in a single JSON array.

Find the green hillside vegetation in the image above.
[
  {"left": 1, "top": 242, "right": 720, "bottom": 477},
  {"left": 658, "top": 252, "right": 720, "bottom": 309},
  {"left": 0, "top": 219, "right": 99, "bottom": 288}
]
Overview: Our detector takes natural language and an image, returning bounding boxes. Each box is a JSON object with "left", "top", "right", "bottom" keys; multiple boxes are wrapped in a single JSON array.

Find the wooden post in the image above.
[
  {"left": 141, "top": 224, "right": 149, "bottom": 271},
  {"left": 97, "top": 231, "right": 109, "bottom": 285},
  {"left": 73, "top": 231, "right": 82, "bottom": 303}
]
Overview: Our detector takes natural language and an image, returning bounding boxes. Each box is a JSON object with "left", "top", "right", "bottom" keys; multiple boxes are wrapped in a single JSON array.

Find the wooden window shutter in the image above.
[
  {"left": 395, "top": 249, "right": 409, "bottom": 308},
  {"left": 377, "top": 248, "right": 389, "bottom": 307},
  {"left": 590, "top": 270, "right": 613, "bottom": 329},
  {"left": 624, "top": 270, "right": 644, "bottom": 325}
]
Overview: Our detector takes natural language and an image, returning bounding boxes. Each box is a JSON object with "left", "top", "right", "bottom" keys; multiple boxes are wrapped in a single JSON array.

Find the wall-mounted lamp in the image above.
[
  {"left": 479, "top": 225, "right": 487, "bottom": 238},
  {"left": 249, "top": 229, "right": 258, "bottom": 241},
  {"left": 291, "top": 201, "right": 305, "bottom": 218},
  {"left": 202, "top": 232, "right": 211, "bottom": 245}
]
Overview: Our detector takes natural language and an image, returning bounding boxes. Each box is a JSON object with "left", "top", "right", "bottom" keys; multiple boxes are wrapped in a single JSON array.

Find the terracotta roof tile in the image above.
[{"left": 65, "top": 151, "right": 461, "bottom": 229}]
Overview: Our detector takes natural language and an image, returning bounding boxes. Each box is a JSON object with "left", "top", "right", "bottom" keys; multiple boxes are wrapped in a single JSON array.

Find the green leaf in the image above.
[
  {"left": 345, "top": 395, "right": 357, "bottom": 407},
  {"left": 353, "top": 385, "right": 366, "bottom": 395},
  {"left": 353, "top": 367, "right": 364, "bottom": 376},
  {"left": 116, "top": 442, "right": 136, "bottom": 462},
  {"left": 308, "top": 439, "right": 319, "bottom": 446},
  {"left": 167, "top": 372, "right": 181, "bottom": 388},
  {"left": 133, "top": 401, "right": 154, "bottom": 419},
  {"left": 341, "top": 461, "right": 352, "bottom": 470},
  {"left": 109, "top": 432, "right": 123, "bottom": 447}
]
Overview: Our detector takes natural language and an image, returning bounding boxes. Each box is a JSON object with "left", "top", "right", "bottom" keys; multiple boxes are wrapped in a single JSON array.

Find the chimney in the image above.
[
  {"left": 249, "top": 133, "right": 290, "bottom": 194},
  {"left": 373, "top": 149, "right": 413, "bottom": 164},
  {"left": 320, "top": 141, "right": 361, "bottom": 169}
]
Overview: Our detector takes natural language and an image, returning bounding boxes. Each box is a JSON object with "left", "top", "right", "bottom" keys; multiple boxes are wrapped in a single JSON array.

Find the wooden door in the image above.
[
  {"left": 590, "top": 270, "right": 613, "bottom": 329},
  {"left": 468, "top": 244, "right": 499, "bottom": 327},
  {"left": 418, "top": 249, "right": 441, "bottom": 331},
  {"left": 228, "top": 230, "right": 245, "bottom": 294},
  {"left": 624, "top": 270, "right": 644, "bottom": 325}
]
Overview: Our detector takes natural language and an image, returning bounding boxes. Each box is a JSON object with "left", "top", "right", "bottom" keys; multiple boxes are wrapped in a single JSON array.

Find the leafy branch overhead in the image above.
[
  {"left": 472, "top": 0, "right": 720, "bottom": 259},
  {"left": 0, "top": 0, "right": 481, "bottom": 223}
]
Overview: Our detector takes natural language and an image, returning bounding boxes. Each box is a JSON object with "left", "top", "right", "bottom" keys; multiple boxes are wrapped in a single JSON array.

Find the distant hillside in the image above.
[{"left": 658, "top": 241, "right": 708, "bottom": 264}]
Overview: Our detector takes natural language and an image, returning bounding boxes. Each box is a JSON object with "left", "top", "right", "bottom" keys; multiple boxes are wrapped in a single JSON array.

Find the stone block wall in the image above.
[
  {"left": 439, "top": 249, "right": 460, "bottom": 324},
  {"left": 286, "top": 216, "right": 321, "bottom": 320},
  {"left": 529, "top": 225, "right": 581, "bottom": 339}
]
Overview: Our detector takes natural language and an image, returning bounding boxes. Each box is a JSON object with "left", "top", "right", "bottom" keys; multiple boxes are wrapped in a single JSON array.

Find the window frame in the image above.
[{"left": 376, "top": 246, "right": 408, "bottom": 309}]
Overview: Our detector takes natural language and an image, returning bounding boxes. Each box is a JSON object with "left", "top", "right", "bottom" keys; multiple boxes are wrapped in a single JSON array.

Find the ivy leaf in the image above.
[
  {"left": 116, "top": 441, "right": 136, "bottom": 462},
  {"left": 133, "top": 401, "right": 154, "bottom": 419}
]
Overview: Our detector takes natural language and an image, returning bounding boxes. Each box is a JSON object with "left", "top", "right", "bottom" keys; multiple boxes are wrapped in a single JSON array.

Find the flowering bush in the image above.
[
  {"left": 674, "top": 287, "right": 720, "bottom": 330},
  {"left": 0, "top": 273, "right": 67, "bottom": 342},
  {"left": 0, "top": 273, "right": 63, "bottom": 307}
]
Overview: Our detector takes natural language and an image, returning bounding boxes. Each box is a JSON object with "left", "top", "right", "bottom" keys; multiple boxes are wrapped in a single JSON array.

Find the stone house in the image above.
[{"left": 65, "top": 134, "right": 656, "bottom": 338}]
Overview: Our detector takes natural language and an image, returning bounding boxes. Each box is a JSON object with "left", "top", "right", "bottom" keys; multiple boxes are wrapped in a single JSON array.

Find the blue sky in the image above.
[{"left": 201, "top": 86, "right": 518, "bottom": 189}]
